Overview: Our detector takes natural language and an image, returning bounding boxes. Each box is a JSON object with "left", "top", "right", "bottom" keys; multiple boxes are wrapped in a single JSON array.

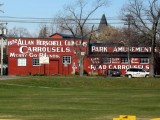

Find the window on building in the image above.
[
  {"left": 32, "top": 58, "right": 40, "bottom": 66},
  {"left": 121, "top": 57, "right": 128, "bottom": 64},
  {"left": 101, "top": 58, "right": 111, "bottom": 64},
  {"left": 140, "top": 58, "right": 149, "bottom": 64},
  {"left": 17, "top": 58, "right": 26, "bottom": 66},
  {"left": 62, "top": 56, "right": 71, "bottom": 64}
]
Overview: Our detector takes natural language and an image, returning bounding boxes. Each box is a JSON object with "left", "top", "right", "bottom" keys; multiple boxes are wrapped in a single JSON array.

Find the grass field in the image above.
[{"left": 0, "top": 76, "right": 160, "bottom": 120}]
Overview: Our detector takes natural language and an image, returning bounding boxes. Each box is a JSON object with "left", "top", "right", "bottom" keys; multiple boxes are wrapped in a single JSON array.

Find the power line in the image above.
[
  {"left": 0, "top": 16, "right": 125, "bottom": 25},
  {"left": 0, "top": 16, "right": 153, "bottom": 25},
  {"left": 0, "top": 15, "right": 153, "bottom": 21},
  {"left": 0, "top": 16, "right": 121, "bottom": 20},
  {"left": 0, "top": 20, "right": 126, "bottom": 25}
]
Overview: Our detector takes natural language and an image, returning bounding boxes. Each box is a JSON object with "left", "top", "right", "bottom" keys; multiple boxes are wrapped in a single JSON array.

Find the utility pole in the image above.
[
  {"left": 0, "top": 4, "right": 7, "bottom": 76},
  {"left": 0, "top": 23, "right": 7, "bottom": 76},
  {"left": 1, "top": 35, "right": 3, "bottom": 76},
  {"left": 123, "top": 14, "right": 133, "bottom": 68}
]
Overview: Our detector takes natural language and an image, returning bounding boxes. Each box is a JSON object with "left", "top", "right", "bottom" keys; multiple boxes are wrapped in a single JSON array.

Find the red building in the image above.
[
  {"left": 7, "top": 33, "right": 90, "bottom": 75},
  {"left": 89, "top": 43, "right": 151, "bottom": 75},
  {"left": 7, "top": 33, "right": 160, "bottom": 76}
]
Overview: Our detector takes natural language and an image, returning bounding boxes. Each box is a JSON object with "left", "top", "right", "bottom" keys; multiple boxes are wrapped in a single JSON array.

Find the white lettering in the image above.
[
  {"left": 90, "top": 64, "right": 150, "bottom": 70},
  {"left": 122, "top": 65, "right": 126, "bottom": 69},
  {"left": 66, "top": 47, "right": 71, "bottom": 52},
  {"left": 91, "top": 46, "right": 108, "bottom": 52},
  {"left": 36, "top": 40, "right": 62, "bottom": 46},
  {"left": 65, "top": 40, "right": 74, "bottom": 46},
  {"left": 91, "top": 46, "right": 153, "bottom": 53},
  {"left": 19, "top": 46, "right": 71, "bottom": 53},
  {"left": 99, "top": 65, "right": 102, "bottom": 69},
  {"left": 146, "top": 65, "right": 150, "bottom": 69},
  {"left": 8, "top": 39, "right": 34, "bottom": 46},
  {"left": 9, "top": 53, "right": 27, "bottom": 57},
  {"left": 19, "top": 46, "right": 28, "bottom": 54},
  {"left": 90, "top": 65, "right": 96, "bottom": 70},
  {"left": 29, "top": 53, "right": 37, "bottom": 57},
  {"left": 109, "top": 65, "right": 112, "bottom": 69},
  {"left": 103, "top": 65, "right": 107, "bottom": 69}
]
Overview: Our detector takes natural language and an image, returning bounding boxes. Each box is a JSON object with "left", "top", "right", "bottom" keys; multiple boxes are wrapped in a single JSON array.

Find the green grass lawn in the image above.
[{"left": 0, "top": 76, "right": 160, "bottom": 120}]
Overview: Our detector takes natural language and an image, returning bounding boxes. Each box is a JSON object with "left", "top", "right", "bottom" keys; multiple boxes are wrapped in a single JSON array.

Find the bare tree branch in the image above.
[
  {"left": 122, "top": 0, "right": 160, "bottom": 77},
  {"left": 56, "top": 0, "right": 108, "bottom": 76}
]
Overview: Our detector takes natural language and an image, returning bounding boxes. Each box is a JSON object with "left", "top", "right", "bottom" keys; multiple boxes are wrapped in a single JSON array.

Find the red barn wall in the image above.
[
  {"left": 7, "top": 37, "right": 88, "bottom": 75},
  {"left": 7, "top": 36, "right": 160, "bottom": 76}
]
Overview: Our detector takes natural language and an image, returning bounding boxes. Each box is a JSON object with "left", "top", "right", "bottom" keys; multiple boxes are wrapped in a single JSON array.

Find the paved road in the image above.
[{"left": 0, "top": 76, "right": 24, "bottom": 80}]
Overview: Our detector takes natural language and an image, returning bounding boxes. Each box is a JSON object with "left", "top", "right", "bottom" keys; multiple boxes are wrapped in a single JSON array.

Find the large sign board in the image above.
[
  {"left": 7, "top": 38, "right": 88, "bottom": 58},
  {"left": 91, "top": 46, "right": 158, "bottom": 53}
]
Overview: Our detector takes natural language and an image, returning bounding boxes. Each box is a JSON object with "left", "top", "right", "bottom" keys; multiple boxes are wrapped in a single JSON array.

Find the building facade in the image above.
[
  {"left": 7, "top": 33, "right": 90, "bottom": 75},
  {"left": 7, "top": 33, "right": 160, "bottom": 76},
  {"left": 89, "top": 43, "right": 154, "bottom": 75}
]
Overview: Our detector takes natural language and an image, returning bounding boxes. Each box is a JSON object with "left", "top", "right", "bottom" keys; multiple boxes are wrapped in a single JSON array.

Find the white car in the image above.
[{"left": 125, "top": 68, "right": 149, "bottom": 78}]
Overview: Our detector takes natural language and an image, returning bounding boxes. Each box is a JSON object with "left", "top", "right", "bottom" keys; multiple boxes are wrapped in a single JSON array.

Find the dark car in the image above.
[{"left": 109, "top": 69, "right": 121, "bottom": 77}]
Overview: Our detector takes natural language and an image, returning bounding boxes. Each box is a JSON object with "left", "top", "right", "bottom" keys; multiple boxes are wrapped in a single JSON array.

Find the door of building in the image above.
[{"left": 47, "top": 60, "right": 59, "bottom": 75}]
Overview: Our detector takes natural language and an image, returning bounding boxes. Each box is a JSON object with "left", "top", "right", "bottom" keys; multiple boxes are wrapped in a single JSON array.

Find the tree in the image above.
[
  {"left": 57, "top": 0, "right": 108, "bottom": 76},
  {"left": 0, "top": 3, "right": 4, "bottom": 13},
  {"left": 92, "top": 25, "right": 124, "bottom": 43},
  {"left": 122, "top": 0, "right": 160, "bottom": 77},
  {"left": 91, "top": 14, "right": 131, "bottom": 45},
  {"left": 8, "top": 27, "right": 32, "bottom": 37},
  {"left": 49, "top": 18, "right": 63, "bottom": 34},
  {"left": 38, "top": 24, "right": 50, "bottom": 38}
]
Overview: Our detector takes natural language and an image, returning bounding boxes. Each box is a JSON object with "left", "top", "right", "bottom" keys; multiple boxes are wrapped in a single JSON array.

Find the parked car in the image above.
[
  {"left": 125, "top": 68, "right": 149, "bottom": 78},
  {"left": 109, "top": 69, "right": 122, "bottom": 77}
]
